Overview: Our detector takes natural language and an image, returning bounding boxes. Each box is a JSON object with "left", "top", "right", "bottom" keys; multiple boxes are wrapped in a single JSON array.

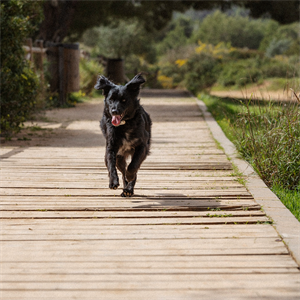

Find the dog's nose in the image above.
[{"left": 111, "top": 108, "right": 118, "bottom": 115}]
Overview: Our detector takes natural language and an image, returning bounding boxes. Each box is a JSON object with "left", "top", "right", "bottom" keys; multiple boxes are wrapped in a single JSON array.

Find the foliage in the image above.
[
  {"left": 79, "top": 58, "right": 104, "bottom": 95},
  {"left": 183, "top": 52, "right": 219, "bottom": 94},
  {"left": 265, "top": 39, "right": 292, "bottom": 57},
  {"left": 82, "top": 20, "right": 156, "bottom": 60},
  {"left": 124, "top": 55, "right": 161, "bottom": 88},
  {"left": 217, "top": 56, "right": 299, "bottom": 87},
  {"left": 200, "top": 93, "right": 300, "bottom": 220},
  {"left": 234, "top": 100, "right": 300, "bottom": 190},
  {"left": 271, "top": 185, "right": 300, "bottom": 222},
  {"left": 218, "top": 59, "right": 263, "bottom": 87},
  {"left": 156, "top": 16, "right": 194, "bottom": 55},
  {"left": 157, "top": 41, "right": 232, "bottom": 92},
  {"left": 192, "top": 10, "right": 269, "bottom": 49},
  {"left": 79, "top": 7, "right": 300, "bottom": 94},
  {"left": 0, "top": 0, "right": 43, "bottom": 137},
  {"left": 284, "top": 39, "right": 300, "bottom": 57}
]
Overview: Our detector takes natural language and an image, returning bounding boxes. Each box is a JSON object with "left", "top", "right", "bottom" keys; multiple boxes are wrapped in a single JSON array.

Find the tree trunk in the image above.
[
  {"left": 106, "top": 59, "right": 125, "bottom": 85},
  {"left": 37, "top": 0, "right": 77, "bottom": 43}
]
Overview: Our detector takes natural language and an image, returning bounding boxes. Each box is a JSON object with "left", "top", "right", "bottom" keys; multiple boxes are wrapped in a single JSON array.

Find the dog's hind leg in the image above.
[
  {"left": 121, "top": 145, "right": 148, "bottom": 197},
  {"left": 121, "top": 176, "right": 137, "bottom": 197},
  {"left": 116, "top": 155, "right": 128, "bottom": 188}
]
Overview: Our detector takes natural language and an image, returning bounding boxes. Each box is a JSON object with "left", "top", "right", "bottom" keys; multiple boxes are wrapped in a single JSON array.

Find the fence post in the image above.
[
  {"left": 26, "top": 38, "right": 34, "bottom": 67},
  {"left": 46, "top": 42, "right": 80, "bottom": 106}
]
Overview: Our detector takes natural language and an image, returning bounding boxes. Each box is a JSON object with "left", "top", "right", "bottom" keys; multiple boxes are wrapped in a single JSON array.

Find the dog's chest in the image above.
[{"left": 117, "top": 132, "right": 138, "bottom": 156}]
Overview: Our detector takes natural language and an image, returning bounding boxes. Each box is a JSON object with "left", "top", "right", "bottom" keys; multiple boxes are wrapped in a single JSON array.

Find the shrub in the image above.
[
  {"left": 0, "top": 0, "right": 43, "bottom": 137},
  {"left": 79, "top": 58, "right": 104, "bottom": 95},
  {"left": 284, "top": 39, "right": 300, "bottom": 56},
  {"left": 192, "top": 10, "right": 269, "bottom": 49},
  {"left": 157, "top": 45, "right": 196, "bottom": 89},
  {"left": 261, "top": 58, "right": 299, "bottom": 78},
  {"left": 233, "top": 99, "right": 300, "bottom": 190},
  {"left": 82, "top": 20, "right": 155, "bottom": 60},
  {"left": 265, "top": 38, "right": 292, "bottom": 57},
  {"left": 183, "top": 52, "right": 219, "bottom": 94},
  {"left": 156, "top": 16, "right": 193, "bottom": 55},
  {"left": 217, "top": 58, "right": 263, "bottom": 87},
  {"left": 125, "top": 54, "right": 161, "bottom": 88}
]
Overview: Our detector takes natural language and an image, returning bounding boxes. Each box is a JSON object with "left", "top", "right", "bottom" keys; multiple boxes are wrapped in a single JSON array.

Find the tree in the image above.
[
  {"left": 37, "top": 1, "right": 299, "bottom": 44},
  {"left": 241, "top": 0, "right": 300, "bottom": 25},
  {"left": 0, "top": 0, "right": 43, "bottom": 136},
  {"left": 36, "top": 0, "right": 77, "bottom": 42}
]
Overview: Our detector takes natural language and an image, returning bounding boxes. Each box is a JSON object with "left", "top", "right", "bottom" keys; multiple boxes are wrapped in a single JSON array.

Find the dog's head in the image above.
[{"left": 95, "top": 74, "right": 146, "bottom": 127}]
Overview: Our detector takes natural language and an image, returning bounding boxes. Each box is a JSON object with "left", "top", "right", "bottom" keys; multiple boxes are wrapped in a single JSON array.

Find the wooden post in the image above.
[
  {"left": 63, "top": 43, "right": 80, "bottom": 93},
  {"left": 26, "top": 38, "right": 34, "bottom": 68},
  {"left": 46, "top": 42, "right": 80, "bottom": 106}
]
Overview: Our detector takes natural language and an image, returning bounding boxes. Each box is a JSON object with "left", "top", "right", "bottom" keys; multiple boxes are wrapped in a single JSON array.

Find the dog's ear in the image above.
[
  {"left": 125, "top": 73, "right": 146, "bottom": 92},
  {"left": 94, "top": 75, "right": 115, "bottom": 96}
]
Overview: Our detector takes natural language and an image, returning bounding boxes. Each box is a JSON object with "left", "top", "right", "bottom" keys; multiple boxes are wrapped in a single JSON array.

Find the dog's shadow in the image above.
[{"left": 129, "top": 193, "right": 224, "bottom": 210}]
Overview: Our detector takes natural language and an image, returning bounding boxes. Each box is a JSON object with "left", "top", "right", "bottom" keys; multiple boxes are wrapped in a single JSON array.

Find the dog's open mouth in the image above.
[{"left": 111, "top": 114, "right": 125, "bottom": 126}]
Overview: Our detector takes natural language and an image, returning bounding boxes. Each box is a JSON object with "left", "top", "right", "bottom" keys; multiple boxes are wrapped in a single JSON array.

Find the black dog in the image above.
[{"left": 94, "top": 74, "right": 151, "bottom": 197}]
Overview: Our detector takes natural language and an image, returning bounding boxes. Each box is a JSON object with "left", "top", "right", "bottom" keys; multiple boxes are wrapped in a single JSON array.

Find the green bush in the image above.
[
  {"left": 261, "top": 57, "right": 299, "bottom": 78},
  {"left": 217, "top": 58, "right": 263, "bottom": 87},
  {"left": 192, "top": 10, "right": 269, "bottom": 50},
  {"left": 156, "top": 16, "right": 193, "bottom": 55},
  {"left": 125, "top": 54, "right": 161, "bottom": 88},
  {"left": 183, "top": 52, "right": 219, "bottom": 94},
  {"left": 217, "top": 56, "right": 299, "bottom": 88},
  {"left": 260, "top": 22, "right": 300, "bottom": 54},
  {"left": 79, "top": 58, "right": 104, "bottom": 95},
  {"left": 0, "top": 0, "right": 43, "bottom": 137},
  {"left": 284, "top": 39, "right": 300, "bottom": 56},
  {"left": 82, "top": 20, "right": 155, "bottom": 60},
  {"left": 265, "top": 38, "right": 292, "bottom": 57}
]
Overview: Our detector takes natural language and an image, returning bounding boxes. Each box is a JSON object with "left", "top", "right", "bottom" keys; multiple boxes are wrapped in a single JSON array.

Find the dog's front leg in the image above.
[{"left": 105, "top": 147, "right": 119, "bottom": 190}]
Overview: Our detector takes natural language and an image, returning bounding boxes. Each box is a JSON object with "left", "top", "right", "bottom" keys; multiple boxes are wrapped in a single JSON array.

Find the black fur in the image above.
[{"left": 95, "top": 74, "right": 151, "bottom": 197}]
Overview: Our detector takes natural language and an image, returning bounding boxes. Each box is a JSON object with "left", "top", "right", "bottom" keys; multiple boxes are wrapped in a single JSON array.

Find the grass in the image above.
[
  {"left": 199, "top": 92, "right": 300, "bottom": 221},
  {"left": 272, "top": 185, "right": 300, "bottom": 221}
]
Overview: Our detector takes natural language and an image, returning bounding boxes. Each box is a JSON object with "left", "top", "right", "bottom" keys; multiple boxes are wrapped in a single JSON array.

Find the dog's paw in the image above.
[
  {"left": 121, "top": 188, "right": 134, "bottom": 197},
  {"left": 109, "top": 178, "right": 119, "bottom": 190}
]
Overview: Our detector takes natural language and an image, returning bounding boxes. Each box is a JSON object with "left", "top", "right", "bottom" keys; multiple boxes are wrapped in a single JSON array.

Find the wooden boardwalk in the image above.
[{"left": 1, "top": 90, "right": 299, "bottom": 299}]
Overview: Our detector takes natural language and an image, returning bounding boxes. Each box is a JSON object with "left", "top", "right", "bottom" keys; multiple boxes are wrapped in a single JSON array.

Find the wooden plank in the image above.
[
  {"left": 3, "top": 257, "right": 298, "bottom": 271},
  {"left": 1, "top": 248, "right": 289, "bottom": 260},
  {"left": 1, "top": 274, "right": 300, "bottom": 289},
  {"left": 0, "top": 210, "right": 265, "bottom": 219},
  {"left": 0, "top": 216, "right": 271, "bottom": 225},
  {"left": 0, "top": 188, "right": 251, "bottom": 196},
  {"left": 0, "top": 223, "right": 276, "bottom": 231},
  {"left": 1, "top": 289, "right": 300, "bottom": 300},
  {"left": 1, "top": 239, "right": 288, "bottom": 253}
]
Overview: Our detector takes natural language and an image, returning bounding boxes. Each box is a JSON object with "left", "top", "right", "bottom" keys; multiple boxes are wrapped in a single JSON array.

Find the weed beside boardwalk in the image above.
[{"left": 200, "top": 94, "right": 300, "bottom": 221}]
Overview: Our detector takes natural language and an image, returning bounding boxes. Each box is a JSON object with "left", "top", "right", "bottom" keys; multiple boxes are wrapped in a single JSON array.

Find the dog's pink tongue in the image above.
[{"left": 112, "top": 115, "right": 121, "bottom": 126}]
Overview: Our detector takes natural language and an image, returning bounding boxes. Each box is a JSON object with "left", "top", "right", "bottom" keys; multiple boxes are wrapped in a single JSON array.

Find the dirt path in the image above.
[{"left": 210, "top": 84, "right": 298, "bottom": 102}]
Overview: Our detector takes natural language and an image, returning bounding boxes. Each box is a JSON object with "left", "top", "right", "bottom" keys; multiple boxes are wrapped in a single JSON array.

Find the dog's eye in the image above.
[{"left": 122, "top": 99, "right": 126, "bottom": 103}]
